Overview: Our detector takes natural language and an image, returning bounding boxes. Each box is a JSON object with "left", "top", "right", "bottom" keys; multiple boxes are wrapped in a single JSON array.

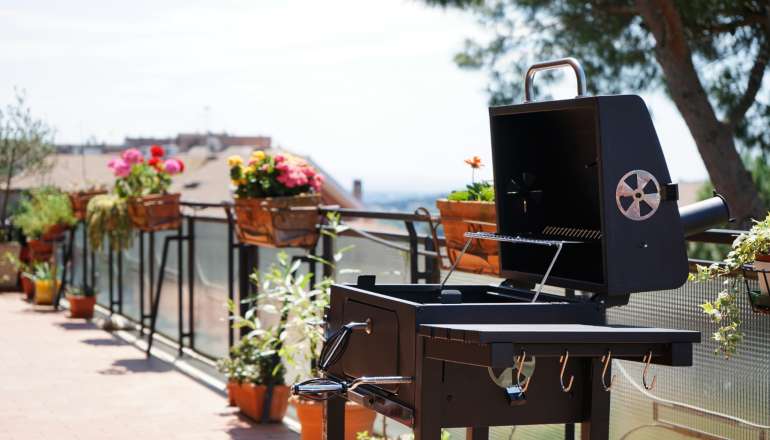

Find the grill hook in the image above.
[
  {"left": 642, "top": 351, "right": 657, "bottom": 391},
  {"left": 600, "top": 350, "right": 616, "bottom": 392},
  {"left": 558, "top": 351, "right": 575, "bottom": 393},
  {"left": 515, "top": 351, "right": 532, "bottom": 393}
]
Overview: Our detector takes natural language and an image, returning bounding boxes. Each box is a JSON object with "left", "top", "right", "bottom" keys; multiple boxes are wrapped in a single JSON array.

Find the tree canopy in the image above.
[{"left": 425, "top": 0, "right": 770, "bottom": 225}]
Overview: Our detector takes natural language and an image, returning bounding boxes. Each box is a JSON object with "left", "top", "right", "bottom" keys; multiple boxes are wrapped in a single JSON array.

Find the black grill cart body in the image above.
[{"left": 294, "top": 58, "right": 728, "bottom": 440}]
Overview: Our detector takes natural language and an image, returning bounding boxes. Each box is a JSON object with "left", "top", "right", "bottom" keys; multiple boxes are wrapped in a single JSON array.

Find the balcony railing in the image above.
[{"left": 56, "top": 201, "right": 768, "bottom": 440}]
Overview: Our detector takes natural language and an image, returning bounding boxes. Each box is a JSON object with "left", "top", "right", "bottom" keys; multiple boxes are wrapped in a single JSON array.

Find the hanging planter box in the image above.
[
  {"left": 41, "top": 223, "right": 68, "bottom": 242},
  {"left": 233, "top": 194, "right": 320, "bottom": 248},
  {"left": 233, "top": 383, "right": 290, "bottom": 423},
  {"left": 70, "top": 190, "right": 107, "bottom": 221},
  {"left": 436, "top": 199, "right": 499, "bottom": 276},
  {"left": 27, "top": 239, "right": 53, "bottom": 262},
  {"left": 127, "top": 193, "right": 181, "bottom": 232}
]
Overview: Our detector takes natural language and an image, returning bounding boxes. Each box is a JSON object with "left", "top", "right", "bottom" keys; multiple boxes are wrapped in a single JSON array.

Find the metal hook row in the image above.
[{"left": 520, "top": 349, "right": 656, "bottom": 394}]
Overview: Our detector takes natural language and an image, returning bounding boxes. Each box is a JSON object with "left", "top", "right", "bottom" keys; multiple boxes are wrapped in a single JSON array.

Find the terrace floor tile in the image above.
[{"left": 0, "top": 293, "right": 298, "bottom": 440}]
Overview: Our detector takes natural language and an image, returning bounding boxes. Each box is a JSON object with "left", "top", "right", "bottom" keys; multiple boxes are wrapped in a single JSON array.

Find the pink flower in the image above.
[
  {"left": 310, "top": 174, "right": 324, "bottom": 192},
  {"left": 302, "top": 166, "right": 316, "bottom": 177},
  {"left": 274, "top": 154, "right": 285, "bottom": 164},
  {"left": 163, "top": 159, "right": 183, "bottom": 175},
  {"left": 121, "top": 148, "right": 144, "bottom": 165},
  {"left": 108, "top": 158, "right": 131, "bottom": 178}
]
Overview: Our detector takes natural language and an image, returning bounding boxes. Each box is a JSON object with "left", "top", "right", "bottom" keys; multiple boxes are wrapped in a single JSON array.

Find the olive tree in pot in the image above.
[{"left": 0, "top": 90, "right": 54, "bottom": 272}]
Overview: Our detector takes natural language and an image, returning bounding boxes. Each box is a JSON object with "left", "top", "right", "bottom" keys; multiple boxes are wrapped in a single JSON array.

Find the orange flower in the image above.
[{"left": 464, "top": 156, "right": 483, "bottom": 169}]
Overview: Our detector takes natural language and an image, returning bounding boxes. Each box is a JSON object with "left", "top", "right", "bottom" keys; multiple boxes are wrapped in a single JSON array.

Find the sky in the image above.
[{"left": 0, "top": 0, "right": 708, "bottom": 194}]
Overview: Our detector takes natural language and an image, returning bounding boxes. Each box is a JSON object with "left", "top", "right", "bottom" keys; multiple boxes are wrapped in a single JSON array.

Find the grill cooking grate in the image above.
[{"left": 541, "top": 226, "right": 602, "bottom": 240}]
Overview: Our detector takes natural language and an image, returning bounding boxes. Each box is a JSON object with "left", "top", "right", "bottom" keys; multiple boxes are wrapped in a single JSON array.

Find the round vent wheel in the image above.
[{"left": 615, "top": 170, "right": 661, "bottom": 221}]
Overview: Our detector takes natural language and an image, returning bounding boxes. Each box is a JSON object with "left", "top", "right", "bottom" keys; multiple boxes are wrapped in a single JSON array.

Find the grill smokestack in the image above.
[{"left": 679, "top": 194, "right": 731, "bottom": 237}]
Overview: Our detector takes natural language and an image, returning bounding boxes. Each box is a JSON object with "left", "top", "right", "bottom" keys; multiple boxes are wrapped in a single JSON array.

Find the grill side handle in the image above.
[
  {"left": 679, "top": 194, "right": 731, "bottom": 237},
  {"left": 524, "top": 57, "right": 587, "bottom": 102}
]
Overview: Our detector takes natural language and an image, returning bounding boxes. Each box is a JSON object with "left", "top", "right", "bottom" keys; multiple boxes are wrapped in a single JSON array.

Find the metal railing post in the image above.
[
  {"left": 139, "top": 231, "right": 145, "bottom": 332},
  {"left": 225, "top": 206, "right": 235, "bottom": 349},
  {"left": 187, "top": 216, "right": 195, "bottom": 350}
]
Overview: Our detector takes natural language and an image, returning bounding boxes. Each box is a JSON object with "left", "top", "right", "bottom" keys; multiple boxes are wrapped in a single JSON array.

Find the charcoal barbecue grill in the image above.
[{"left": 292, "top": 58, "right": 731, "bottom": 440}]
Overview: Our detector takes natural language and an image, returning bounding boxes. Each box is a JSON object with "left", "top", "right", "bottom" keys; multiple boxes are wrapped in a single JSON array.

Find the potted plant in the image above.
[
  {"left": 25, "top": 262, "right": 60, "bottom": 305},
  {"left": 109, "top": 145, "right": 184, "bottom": 232},
  {"left": 436, "top": 156, "right": 498, "bottom": 275},
  {"left": 256, "top": 252, "right": 375, "bottom": 440},
  {"left": 692, "top": 212, "right": 770, "bottom": 358},
  {"left": 11, "top": 187, "right": 77, "bottom": 261},
  {"left": 228, "top": 151, "right": 323, "bottom": 248},
  {"left": 0, "top": 240, "right": 21, "bottom": 290},
  {"left": 86, "top": 194, "right": 134, "bottom": 252},
  {"left": 66, "top": 285, "right": 96, "bottom": 319},
  {"left": 219, "top": 318, "right": 291, "bottom": 422},
  {"left": 69, "top": 186, "right": 108, "bottom": 221}
]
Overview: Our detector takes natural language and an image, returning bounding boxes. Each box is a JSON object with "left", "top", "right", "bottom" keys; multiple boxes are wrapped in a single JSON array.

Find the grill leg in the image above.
[
  {"left": 324, "top": 395, "right": 345, "bottom": 440},
  {"left": 466, "top": 427, "right": 488, "bottom": 439},
  {"left": 580, "top": 358, "right": 610, "bottom": 440},
  {"left": 414, "top": 357, "right": 443, "bottom": 440}
]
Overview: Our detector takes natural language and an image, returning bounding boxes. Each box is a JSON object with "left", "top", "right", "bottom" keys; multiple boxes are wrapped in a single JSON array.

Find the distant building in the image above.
[{"left": 59, "top": 132, "right": 272, "bottom": 155}]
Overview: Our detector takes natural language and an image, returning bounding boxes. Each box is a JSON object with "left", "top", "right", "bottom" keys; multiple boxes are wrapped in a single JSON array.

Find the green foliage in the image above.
[
  {"left": 355, "top": 430, "right": 452, "bottom": 440},
  {"left": 23, "top": 261, "right": 56, "bottom": 282},
  {"left": 447, "top": 181, "right": 495, "bottom": 202},
  {"left": 217, "top": 325, "right": 286, "bottom": 386},
  {"left": 4, "top": 250, "right": 28, "bottom": 272},
  {"left": 0, "top": 89, "right": 54, "bottom": 225},
  {"left": 691, "top": 212, "right": 770, "bottom": 357},
  {"left": 114, "top": 162, "right": 172, "bottom": 198},
  {"left": 11, "top": 187, "right": 76, "bottom": 239},
  {"left": 86, "top": 194, "right": 133, "bottom": 252}
]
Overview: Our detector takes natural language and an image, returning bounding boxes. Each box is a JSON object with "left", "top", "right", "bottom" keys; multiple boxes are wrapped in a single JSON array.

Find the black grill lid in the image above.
[{"left": 488, "top": 58, "right": 688, "bottom": 296}]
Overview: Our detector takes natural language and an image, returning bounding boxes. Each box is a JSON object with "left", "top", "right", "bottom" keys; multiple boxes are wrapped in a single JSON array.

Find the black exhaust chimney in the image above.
[{"left": 679, "top": 194, "right": 731, "bottom": 237}]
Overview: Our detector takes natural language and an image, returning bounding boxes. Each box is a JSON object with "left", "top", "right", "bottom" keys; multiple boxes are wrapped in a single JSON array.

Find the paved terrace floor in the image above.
[{"left": 0, "top": 293, "right": 298, "bottom": 440}]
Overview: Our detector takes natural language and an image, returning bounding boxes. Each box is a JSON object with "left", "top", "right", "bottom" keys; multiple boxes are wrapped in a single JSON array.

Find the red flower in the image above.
[
  {"left": 150, "top": 144, "right": 165, "bottom": 158},
  {"left": 176, "top": 158, "right": 185, "bottom": 172},
  {"left": 148, "top": 157, "right": 162, "bottom": 170}
]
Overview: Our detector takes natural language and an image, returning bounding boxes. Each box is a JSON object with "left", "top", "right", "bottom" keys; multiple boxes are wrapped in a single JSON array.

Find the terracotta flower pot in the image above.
[
  {"left": 292, "top": 396, "right": 376, "bottom": 440},
  {"left": 754, "top": 253, "right": 770, "bottom": 296},
  {"left": 67, "top": 295, "right": 96, "bottom": 319},
  {"left": 21, "top": 275, "right": 34, "bottom": 300},
  {"left": 34, "top": 279, "right": 61, "bottom": 305},
  {"left": 226, "top": 381, "right": 239, "bottom": 406},
  {"left": 27, "top": 239, "right": 53, "bottom": 263},
  {"left": 436, "top": 199, "right": 499, "bottom": 275},
  {"left": 234, "top": 383, "right": 290, "bottom": 423},
  {"left": 127, "top": 193, "right": 181, "bottom": 232},
  {"left": 233, "top": 194, "right": 321, "bottom": 248}
]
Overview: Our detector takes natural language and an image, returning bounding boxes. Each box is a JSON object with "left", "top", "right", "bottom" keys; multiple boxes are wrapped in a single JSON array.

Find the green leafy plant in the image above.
[
  {"left": 4, "top": 251, "right": 28, "bottom": 273},
  {"left": 11, "top": 187, "right": 76, "bottom": 239},
  {"left": 356, "top": 430, "right": 451, "bottom": 440},
  {"left": 217, "top": 326, "right": 286, "bottom": 386},
  {"left": 446, "top": 156, "right": 494, "bottom": 202},
  {"left": 691, "top": 212, "right": 770, "bottom": 357},
  {"left": 86, "top": 194, "right": 133, "bottom": 252},
  {"left": 23, "top": 261, "right": 56, "bottom": 282},
  {"left": 65, "top": 285, "right": 95, "bottom": 297}
]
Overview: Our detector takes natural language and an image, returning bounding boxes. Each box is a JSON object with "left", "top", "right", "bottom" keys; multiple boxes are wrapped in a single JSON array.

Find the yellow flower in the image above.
[
  {"left": 251, "top": 150, "right": 266, "bottom": 161},
  {"left": 227, "top": 155, "right": 243, "bottom": 167}
]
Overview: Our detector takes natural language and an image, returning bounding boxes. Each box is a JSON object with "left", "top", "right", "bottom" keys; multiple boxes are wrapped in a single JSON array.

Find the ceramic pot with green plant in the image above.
[
  {"left": 692, "top": 212, "right": 770, "bottom": 358},
  {"left": 66, "top": 286, "right": 96, "bottom": 319},
  {"left": 12, "top": 187, "right": 76, "bottom": 260},
  {"left": 436, "top": 156, "right": 498, "bottom": 275},
  {"left": 24, "top": 262, "right": 60, "bottom": 305}
]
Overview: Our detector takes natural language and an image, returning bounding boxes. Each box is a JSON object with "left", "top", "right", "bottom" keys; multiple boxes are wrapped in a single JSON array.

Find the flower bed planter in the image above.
[
  {"left": 436, "top": 199, "right": 499, "bottom": 275},
  {"left": 227, "top": 381, "right": 238, "bottom": 406},
  {"left": 292, "top": 397, "right": 376, "bottom": 440},
  {"left": 233, "top": 194, "right": 321, "bottom": 248},
  {"left": 127, "top": 193, "right": 181, "bottom": 232},
  {"left": 27, "top": 239, "right": 53, "bottom": 262},
  {"left": 70, "top": 190, "right": 107, "bottom": 221},
  {"left": 232, "top": 383, "right": 290, "bottom": 423},
  {"left": 67, "top": 295, "right": 96, "bottom": 319},
  {"left": 33, "top": 279, "right": 60, "bottom": 305}
]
